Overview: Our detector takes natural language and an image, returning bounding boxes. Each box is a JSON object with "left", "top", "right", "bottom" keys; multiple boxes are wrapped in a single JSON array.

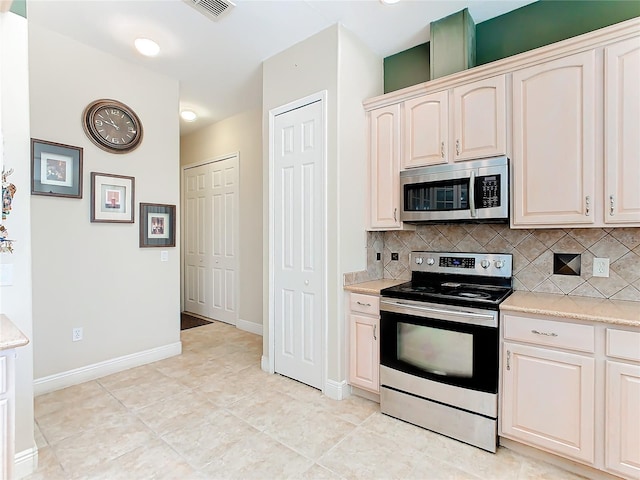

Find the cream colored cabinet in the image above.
[
  {"left": 501, "top": 314, "right": 596, "bottom": 465},
  {"left": 0, "top": 352, "right": 14, "bottom": 480},
  {"left": 348, "top": 293, "right": 380, "bottom": 393},
  {"left": 512, "top": 50, "right": 597, "bottom": 227},
  {"left": 604, "top": 38, "right": 640, "bottom": 224},
  {"left": 368, "top": 104, "right": 402, "bottom": 229},
  {"left": 452, "top": 75, "right": 507, "bottom": 162},
  {"left": 403, "top": 90, "right": 448, "bottom": 168},
  {"left": 402, "top": 75, "right": 506, "bottom": 169},
  {"left": 605, "top": 329, "right": 640, "bottom": 480}
]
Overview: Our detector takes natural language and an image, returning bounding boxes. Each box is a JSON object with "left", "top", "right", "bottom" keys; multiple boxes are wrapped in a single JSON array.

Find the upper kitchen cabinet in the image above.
[
  {"left": 511, "top": 51, "right": 597, "bottom": 227},
  {"left": 605, "top": 38, "right": 640, "bottom": 224},
  {"left": 403, "top": 91, "right": 449, "bottom": 168},
  {"left": 368, "top": 104, "right": 403, "bottom": 230},
  {"left": 453, "top": 75, "right": 507, "bottom": 162},
  {"left": 403, "top": 75, "right": 507, "bottom": 169}
]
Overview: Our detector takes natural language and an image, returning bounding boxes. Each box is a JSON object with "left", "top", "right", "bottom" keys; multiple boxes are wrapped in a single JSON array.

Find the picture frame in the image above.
[
  {"left": 31, "top": 138, "right": 83, "bottom": 198},
  {"left": 91, "top": 172, "right": 135, "bottom": 223},
  {"left": 139, "top": 203, "right": 176, "bottom": 248}
]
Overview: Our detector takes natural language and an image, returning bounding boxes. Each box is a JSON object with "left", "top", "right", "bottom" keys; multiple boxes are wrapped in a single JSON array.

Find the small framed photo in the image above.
[
  {"left": 140, "top": 203, "right": 176, "bottom": 248},
  {"left": 31, "top": 138, "right": 83, "bottom": 198},
  {"left": 91, "top": 172, "right": 135, "bottom": 223}
]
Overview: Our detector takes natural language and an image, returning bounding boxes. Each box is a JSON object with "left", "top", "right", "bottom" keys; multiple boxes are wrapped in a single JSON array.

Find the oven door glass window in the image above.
[
  {"left": 381, "top": 311, "right": 498, "bottom": 393},
  {"left": 404, "top": 178, "right": 469, "bottom": 212},
  {"left": 398, "top": 323, "right": 473, "bottom": 377}
]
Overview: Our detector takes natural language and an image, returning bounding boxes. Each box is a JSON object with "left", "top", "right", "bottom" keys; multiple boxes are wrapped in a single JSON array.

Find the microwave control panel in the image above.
[{"left": 476, "top": 175, "right": 501, "bottom": 208}]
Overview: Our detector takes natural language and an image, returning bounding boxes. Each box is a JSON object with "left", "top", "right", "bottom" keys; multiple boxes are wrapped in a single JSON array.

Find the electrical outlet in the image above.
[
  {"left": 391, "top": 253, "right": 399, "bottom": 261},
  {"left": 592, "top": 258, "right": 610, "bottom": 278},
  {"left": 72, "top": 327, "right": 83, "bottom": 342}
]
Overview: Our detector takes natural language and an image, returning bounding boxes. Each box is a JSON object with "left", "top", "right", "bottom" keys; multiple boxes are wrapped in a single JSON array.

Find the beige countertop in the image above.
[
  {"left": 501, "top": 291, "right": 640, "bottom": 327},
  {"left": 0, "top": 314, "right": 30, "bottom": 351},
  {"left": 344, "top": 279, "right": 407, "bottom": 295}
]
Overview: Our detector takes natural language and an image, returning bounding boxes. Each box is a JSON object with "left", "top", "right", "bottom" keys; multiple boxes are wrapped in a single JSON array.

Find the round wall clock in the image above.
[{"left": 82, "top": 99, "right": 143, "bottom": 153}]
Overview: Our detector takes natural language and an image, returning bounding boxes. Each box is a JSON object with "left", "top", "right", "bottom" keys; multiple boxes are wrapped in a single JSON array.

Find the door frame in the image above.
[
  {"left": 180, "top": 152, "right": 240, "bottom": 321},
  {"left": 267, "top": 91, "right": 328, "bottom": 392}
]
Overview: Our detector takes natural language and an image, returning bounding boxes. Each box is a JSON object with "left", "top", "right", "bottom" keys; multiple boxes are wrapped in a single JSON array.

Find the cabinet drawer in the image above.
[
  {"left": 607, "top": 329, "right": 640, "bottom": 362},
  {"left": 350, "top": 293, "right": 379, "bottom": 316},
  {"left": 503, "top": 315, "right": 595, "bottom": 353}
]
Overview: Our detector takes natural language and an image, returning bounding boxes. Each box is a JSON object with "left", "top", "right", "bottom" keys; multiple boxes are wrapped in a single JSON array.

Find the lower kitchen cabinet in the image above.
[
  {"left": 605, "top": 329, "right": 640, "bottom": 479},
  {"left": 348, "top": 293, "right": 380, "bottom": 393},
  {"left": 501, "top": 341, "right": 596, "bottom": 464},
  {"left": 501, "top": 311, "right": 640, "bottom": 480}
]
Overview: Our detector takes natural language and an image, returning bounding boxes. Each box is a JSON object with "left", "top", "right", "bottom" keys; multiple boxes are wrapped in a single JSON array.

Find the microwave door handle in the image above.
[{"left": 469, "top": 171, "right": 477, "bottom": 217}]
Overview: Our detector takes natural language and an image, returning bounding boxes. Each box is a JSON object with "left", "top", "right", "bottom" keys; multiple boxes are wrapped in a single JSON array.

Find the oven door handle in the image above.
[{"left": 380, "top": 299, "right": 497, "bottom": 328}]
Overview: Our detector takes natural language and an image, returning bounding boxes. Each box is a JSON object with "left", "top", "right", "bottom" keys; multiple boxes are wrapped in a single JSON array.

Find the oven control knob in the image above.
[
  {"left": 495, "top": 260, "right": 505, "bottom": 269},
  {"left": 480, "top": 259, "right": 491, "bottom": 269},
  {"left": 426, "top": 257, "right": 435, "bottom": 266},
  {"left": 415, "top": 257, "right": 423, "bottom": 265}
]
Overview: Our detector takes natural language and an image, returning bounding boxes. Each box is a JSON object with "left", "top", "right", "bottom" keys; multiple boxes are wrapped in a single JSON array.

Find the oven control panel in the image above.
[{"left": 410, "top": 251, "right": 512, "bottom": 277}]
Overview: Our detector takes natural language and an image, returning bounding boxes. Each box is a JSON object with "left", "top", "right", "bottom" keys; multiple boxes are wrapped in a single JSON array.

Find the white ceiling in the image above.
[{"left": 27, "top": 0, "right": 536, "bottom": 135}]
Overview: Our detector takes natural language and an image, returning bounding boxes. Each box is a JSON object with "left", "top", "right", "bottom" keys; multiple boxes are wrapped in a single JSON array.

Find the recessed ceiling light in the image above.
[
  {"left": 134, "top": 38, "right": 160, "bottom": 57},
  {"left": 180, "top": 110, "right": 198, "bottom": 122},
  {"left": 380, "top": 0, "right": 400, "bottom": 4}
]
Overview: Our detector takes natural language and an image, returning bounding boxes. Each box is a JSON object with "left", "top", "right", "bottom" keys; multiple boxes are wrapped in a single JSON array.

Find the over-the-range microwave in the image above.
[{"left": 400, "top": 156, "right": 509, "bottom": 223}]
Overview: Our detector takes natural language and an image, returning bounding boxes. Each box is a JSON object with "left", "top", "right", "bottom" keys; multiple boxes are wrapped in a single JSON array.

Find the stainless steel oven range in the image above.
[{"left": 379, "top": 251, "right": 513, "bottom": 453}]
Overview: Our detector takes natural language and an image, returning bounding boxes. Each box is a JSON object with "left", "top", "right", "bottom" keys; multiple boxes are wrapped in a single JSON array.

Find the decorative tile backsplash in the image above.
[{"left": 345, "top": 225, "right": 640, "bottom": 302}]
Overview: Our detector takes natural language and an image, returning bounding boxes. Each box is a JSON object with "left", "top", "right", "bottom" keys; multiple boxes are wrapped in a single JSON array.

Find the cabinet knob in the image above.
[{"left": 455, "top": 139, "right": 460, "bottom": 156}]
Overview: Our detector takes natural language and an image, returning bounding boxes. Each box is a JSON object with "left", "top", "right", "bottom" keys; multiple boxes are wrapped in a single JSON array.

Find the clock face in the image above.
[{"left": 83, "top": 100, "right": 143, "bottom": 153}]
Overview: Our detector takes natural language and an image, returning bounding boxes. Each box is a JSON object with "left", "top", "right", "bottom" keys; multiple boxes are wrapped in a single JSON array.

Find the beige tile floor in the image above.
[{"left": 26, "top": 321, "right": 586, "bottom": 480}]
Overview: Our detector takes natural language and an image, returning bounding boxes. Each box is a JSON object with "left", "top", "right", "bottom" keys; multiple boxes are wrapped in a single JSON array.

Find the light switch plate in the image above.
[
  {"left": 593, "top": 258, "right": 610, "bottom": 277},
  {"left": 0, "top": 263, "right": 13, "bottom": 286},
  {"left": 160, "top": 251, "right": 169, "bottom": 262}
]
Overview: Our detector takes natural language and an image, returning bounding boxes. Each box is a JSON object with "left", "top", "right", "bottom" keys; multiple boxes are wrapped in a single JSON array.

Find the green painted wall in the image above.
[
  {"left": 384, "top": 0, "right": 640, "bottom": 93},
  {"left": 384, "top": 43, "right": 430, "bottom": 93},
  {"left": 11, "top": 0, "right": 26, "bottom": 18}
]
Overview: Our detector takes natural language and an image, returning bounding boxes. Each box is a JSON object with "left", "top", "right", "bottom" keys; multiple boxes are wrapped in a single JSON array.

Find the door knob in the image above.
[{"left": 304, "top": 280, "right": 309, "bottom": 285}]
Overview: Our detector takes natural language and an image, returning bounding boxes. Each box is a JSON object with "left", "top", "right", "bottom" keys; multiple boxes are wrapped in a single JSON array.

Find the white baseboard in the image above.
[
  {"left": 261, "top": 355, "right": 271, "bottom": 373},
  {"left": 14, "top": 445, "right": 38, "bottom": 479},
  {"left": 324, "top": 378, "right": 350, "bottom": 400},
  {"left": 236, "top": 318, "right": 263, "bottom": 336},
  {"left": 33, "top": 342, "right": 182, "bottom": 396}
]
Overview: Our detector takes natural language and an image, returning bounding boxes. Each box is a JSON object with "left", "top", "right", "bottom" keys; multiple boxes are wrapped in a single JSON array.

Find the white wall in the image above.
[
  {"left": 28, "top": 24, "right": 181, "bottom": 382},
  {"left": 179, "top": 108, "right": 263, "bottom": 331},
  {"left": 262, "top": 24, "right": 381, "bottom": 392},
  {"left": 0, "top": 10, "right": 36, "bottom": 471}
]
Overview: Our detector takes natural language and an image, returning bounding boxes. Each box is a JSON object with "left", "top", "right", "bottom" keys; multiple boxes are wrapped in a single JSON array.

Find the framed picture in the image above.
[
  {"left": 91, "top": 172, "right": 135, "bottom": 223},
  {"left": 31, "top": 138, "right": 83, "bottom": 198},
  {"left": 140, "top": 203, "right": 176, "bottom": 247}
]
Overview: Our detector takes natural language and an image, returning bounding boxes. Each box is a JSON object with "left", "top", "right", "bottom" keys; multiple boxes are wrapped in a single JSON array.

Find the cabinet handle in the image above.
[
  {"left": 610, "top": 195, "right": 615, "bottom": 216},
  {"left": 373, "top": 325, "right": 377, "bottom": 340},
  {"left": 393, "top": 208, "right": 397, "bottom": 222},
  {"left": 506, "top": 350, "right": 511, "bottom": 371},
  {"left": 356, "top": 301, "right": 372, "bottom": 307},
  {"left": 455, "top": 139, "right": 460, "bottom": 156},
  {"left": 531, "top": 329, "right": 558, "bottom": 337},
  {"left": 441, "top": 142, "right": 445, "bottom": 158},
  {"left": 585, "top": 196, "right": 590, "bottom": 216}
]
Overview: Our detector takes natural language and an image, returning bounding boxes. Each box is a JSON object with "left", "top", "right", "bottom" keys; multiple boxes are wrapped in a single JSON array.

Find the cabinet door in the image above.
[
  {"left": 403, "top": 91, "right": 448, "bottom": 168},
  {"left": 368, "top": 105, "right": 401, "bottom": 229},
  {"left": 512, "top": 51, "right": 597, "bottom": 227},
  {"left": 606, "top": 360, "right": 640, "bottom": 479},
  {"left": 501, "top": 342, "right": 595, "bottom": 464},
  {"left": 605, "top": 38, "right": 640, "bottom": 225},
  {"left": 349, "top": 313, "right": 380, "bottom": 393},
  {"left": 453, "top": 75, "right": 506, "bottom": 161}
]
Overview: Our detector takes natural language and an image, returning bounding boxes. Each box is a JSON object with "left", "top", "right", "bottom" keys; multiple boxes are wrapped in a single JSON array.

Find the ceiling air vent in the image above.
[{"left": 184, "top": 0, "right": 236, "bottom": 21}]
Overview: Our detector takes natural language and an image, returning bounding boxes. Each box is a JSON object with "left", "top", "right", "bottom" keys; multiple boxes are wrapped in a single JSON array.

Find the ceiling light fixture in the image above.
[
  {"left": 380, "top": 0, "right": 400, "bottom": 4},
  {"left": 134, "top": 38, "right": 160, "bottom": 57},
  {"left": 180, "top": 110, "right": 198, "bottom": 122}
]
